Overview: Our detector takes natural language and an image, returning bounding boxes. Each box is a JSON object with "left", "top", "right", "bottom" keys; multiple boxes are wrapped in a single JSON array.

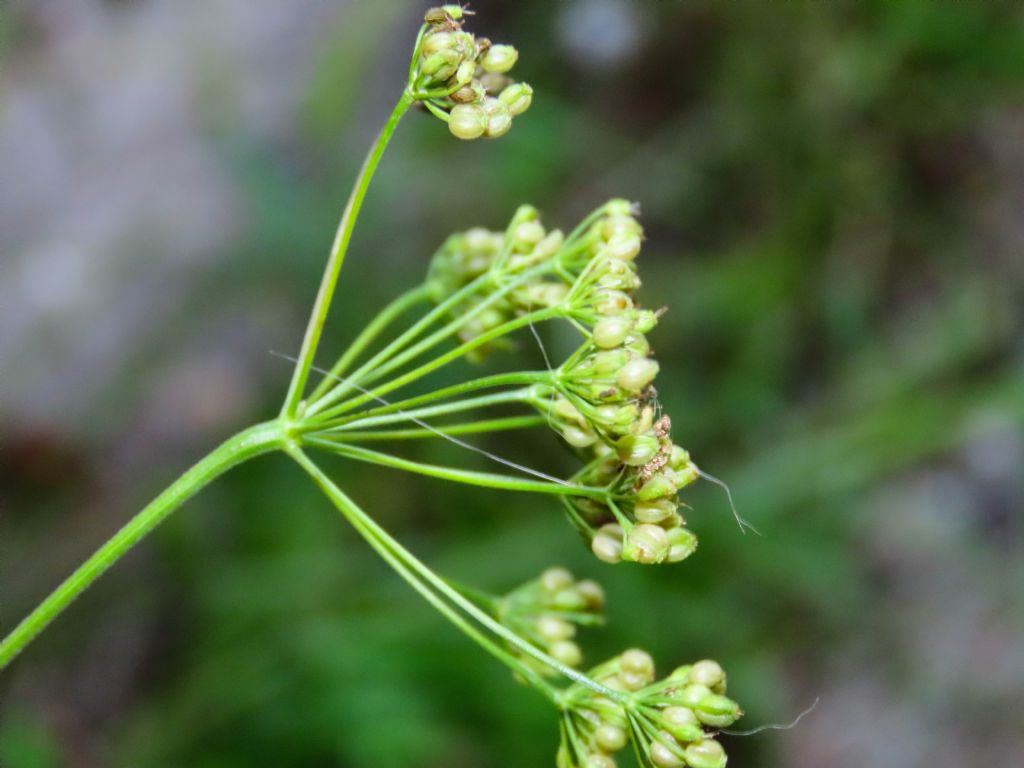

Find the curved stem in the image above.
[
  {"left": 0, "top": 421, "right": 285, "bottom": 669},
  {"left": 307, "top": 283, "right": 431, "bottom": 403},
  {"left": 328, "top": 415, "right": 545, "bottom": 442},
  {"left": 281, "top": 91, "right": 414, "bottom": 419}
]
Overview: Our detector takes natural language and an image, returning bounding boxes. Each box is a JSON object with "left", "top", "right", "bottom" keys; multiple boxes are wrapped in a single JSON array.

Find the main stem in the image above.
[
  {"left": 281, "top": 91, "right": 414, "bottom": 419},
  {"left": 0, "top": 421, "right": 286, "bottom": 669}
]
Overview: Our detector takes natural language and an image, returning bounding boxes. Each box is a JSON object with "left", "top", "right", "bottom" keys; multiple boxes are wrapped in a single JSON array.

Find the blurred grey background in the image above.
[{"left": 1, "top": 1, "right": 1023, "bottom": 766}]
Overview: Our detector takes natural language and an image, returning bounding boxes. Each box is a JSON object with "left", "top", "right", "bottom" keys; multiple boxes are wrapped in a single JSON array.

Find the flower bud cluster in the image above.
[
  {"left": 558, "top": 653, "right": 741, "bottom": 768},
  {"left": 495, "top": 566, "right": 604, "bottom": 676},
  {"left": 411, "top": 7, "right": 532, "bottom": 140}
]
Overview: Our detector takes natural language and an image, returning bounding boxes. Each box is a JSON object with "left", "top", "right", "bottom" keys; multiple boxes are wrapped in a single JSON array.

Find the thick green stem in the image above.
[
  {"left": 0, "top": 421, "right": 286, "bottom": 669},
  {"left": 281, "top": 92, "right": 414, "bottom": 419}
]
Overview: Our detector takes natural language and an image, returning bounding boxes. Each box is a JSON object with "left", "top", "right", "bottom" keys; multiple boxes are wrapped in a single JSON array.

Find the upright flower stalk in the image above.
[{"left": 3, "top": 7, "right": 747, "bottom": 766}]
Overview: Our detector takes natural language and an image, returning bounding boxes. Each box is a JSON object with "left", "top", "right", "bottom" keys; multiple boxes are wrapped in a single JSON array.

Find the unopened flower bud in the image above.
[
  {"left": 666, "top": 527, "right": 698, "bottom": 562},
  {"left": 616, "top": 358, "right": 659, "bottom": 393},
  {"left": 679, "top": 684, "right": 712, "bottom": 709},
  {"left": 683, "top": 739, "right": 727, "bottom": 768},
  {"left": 448, "top": 103, "right": 487, "bottom": 139},
  {"left": 637, "top": 470, "right": 678, "bottom": 501},
  {"left": 623, "top": 523, "right": 669, "bottom": 564},
  {"left": 536, "top": 615, "right": 575, "bottom": 643},
  {"left": 620, "top": 648, "right": 655, "bottom": 679},
  {"left": 591, "top": 523, "right": 624, "bottom": 563},
  {"left": 499, "top": 82, "right": 533, "bottom": 116},
  {"left": 482, "top": 96, "right": 512, "bottom": 138},
  {"left": 585, "top": 754, "right": 617, "bottom": 768},
  {"left": 421, "top": 49, "right": 461, "bottom": 81},
  {"left": 601, "top": 214, "right": 642, "bottom": 240},
  {"left": 694, "top": 693, "right": 741, "bottom": 728},
  {"left": 661, "top": 706, "right": 703, "bottom": 744},
  {"left": 550, "top": 639, "right": 583, "bottom": 667},
  {"left": 562, "top": 424, "right": 597, "bottom": 448},
  {"left": 593, "top": 290, "right": 634, "bottom": 316},
  {"left": 421, "top": 31, "right": 458, "bottom": 57},
  {"left": 575, "top": 579, "right": 605, "bottom": 609},
  {"left": 606, "top": 233, "right": 642, "bottom": 261},
  {"left": 540, "top": 566, "right": 574, "bottom": 592},
  {"left": 615, "top": 434, "right": 660, "bottom": 466},
  {"left": 482, "top": 44, "right": 518, "bottom": 73},
  {"left": 592, "top": 316, "right": 632, "bottom": 349},
  {"left": 551, "top": 587, "right": 587, "bottom": 612},
  {"left": 634, "top": 499, "right": 677, "bottom": 524},
  {"left": 688, "top": 659, "right": 725, "bottom": 690},
  {"left": 513, "top": 218, "right": 546, "bottom": 247},
  {"left": 595, "top": 723, "right": 628, "bottom": 752},
  {"left": 634, "top": 309, "right": 659, "bottom": 333},
  {"left": 649, "top": 733, "right": 685, "bottom": 767}
]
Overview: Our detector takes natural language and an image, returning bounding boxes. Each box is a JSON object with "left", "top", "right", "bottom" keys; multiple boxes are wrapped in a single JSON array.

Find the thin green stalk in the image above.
[
  {"left": 0, "top": 421, "right": 286, "bottom": 669},
  {"left": 289, "top": 449, "right": 558, "bottom": 703},
  {"left": 305, "top": 441, "right": 609, "bottom": 500},
  {"left": 281, "top": 91, "right": 414, "bottom": 419},
  {"left": 290, "top": 448, "right": 624, "bottom": 702},
  {"left": 326, "top": 415, "right": 545, "bottom": 442},
  {"left": 307, "top": 283, "right": 431, "bottom": 403}
]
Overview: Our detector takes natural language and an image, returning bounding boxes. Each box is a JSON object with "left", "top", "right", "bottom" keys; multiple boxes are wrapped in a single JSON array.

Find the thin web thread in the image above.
[
  {"left": 722, "top": 696, "right": 819, "bottom": 736},
  {"left": 270, "top": 351, "right": 577, "bottom": 488},
  {"left": 693, "top": 465, "right": 760, "bottom": 536}
]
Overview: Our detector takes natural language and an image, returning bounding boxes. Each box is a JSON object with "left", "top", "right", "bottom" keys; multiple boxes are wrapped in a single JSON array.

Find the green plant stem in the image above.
[
  {"left": 306, "top": 283, "right": 431, "bottom": 403},
  {"left": 327, "top": 415, "right": 545, "bottom": 442},
  {"left": 281, "top": 91, "right": 414, "bottom": 419},
  {"left": 288, "top": 448, "right": 558, "bottom": 703},
  {"left": 325, "top": 387, "right": 539, "bottom": 432},
  {"left": 0, "top": 420, "right": 286, "bottom": 670},
  {"left": 305, "top": 441, "right": 610, "bottom": 500}
]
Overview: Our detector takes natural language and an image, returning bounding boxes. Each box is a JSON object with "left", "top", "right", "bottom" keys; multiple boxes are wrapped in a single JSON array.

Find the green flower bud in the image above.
[
  {"left": 634, "top": 499, "right": 677, "bottom": 524},
  {"left": 615, "top": 434, "right": 660, "bottom": 466},
  {"left": 679, "top": 683, "right": 712, "bottom": 709},
  {"left": 621, "top": 332, "right": 650, "bottom": 357},
  {"left": 513, "top": 218, "right": 546, "bottom": 248},
  {"left": 592, "top": 316, "right": 632, "bottom": 349},
  {"left": 606, "top": 233, "right": 642, "bottom": 261},
  {"left": 551, "top": 587, "right": 588, "bottom": 612},
  {"left": 554, "top": 397, "right": 583, "bottom": 422},
  {"left": 637, "top": 470, "right": 679, "bottom": 501},
  {"left": 595, "top": 723, "right": 628, "bottom": 753},
  {"left": 600, "top": 214, "right": 642, "bottom": 241},
  {"left": 441, "top": 4, "right": 465, "bottom": 20},
  {"left": 482, "top": 96, "right": 512, "bottom": 138},
  {"left": 616, "top": 358, "right": 659, "bottom": 394},
  {"left": 575, "top": 579, "right": 605, "bottom": 609},
  {"left": 593, "top": 290, "right": 634, "bottom": 316},
  {"left": 620, "top": 648, "right": 655, "bottom": 679},
  {"left": 666, "top": 527, "right": 698, "bottom": 563},
  {"left": 448, "top": 103, "right": 487, "bottom": 139},
  {"left": 649, "top": 733, "right": 685, "bottom": 768},
  {"left": 694, "top": 693, "right": 741, "bottom": 728},
  {"left": 591, "top": 523, "right": 624, "bottom": 563},
  {"left": 482, "top": 44, "right": 518, "bottom": 73},
  {"left": 499, "top": 82, "right": 533, "bottom": 116},
  {"left": 421, "top": 31, "right": 458, "bottom": 57},
  {"left": 683, "top": 739, "right": 727, "bottom": 768},
  {"left": 536, "top": 615, "right": 575, "bottom": 643},
  {"left": 633, "top": 309, "right": 659, "bottom": 333},
  {"left": 661, "top": 706, "right": 703, "bottom": 744},
  {"left": 688, "top": 659, "right": 725, "bottom": 690},
  {"left": 550, "top": 639, "right": 583, "bottom": 667},
  {"left": 540, "top": 566, "right": 574, "bottom": 592},
  {"left": 668, "top": 664, "right": 692, "bottom": 681},
  {"left": 589, "top": 349, "right": 632, "bottom": 376},
  {"left": 421, "top": 49, "right": 461, "bottom": 81},
  {"left": 454, "top": 59, "right": 477, "bottom": 86},
  {"left": 585, "top": 754, "right": 617, "bottom": 768},
  {"left": 623, "top": 523, "right": 670, "bottom": 564},
  {"left": 562, "top": 424, "right": 598, "bottom": 448},
  {"left": 605, "top": 199, "right": 636, "bottom": 217},
  {"left": 595, "top": 403, "right": 639, "bottom": 434}
]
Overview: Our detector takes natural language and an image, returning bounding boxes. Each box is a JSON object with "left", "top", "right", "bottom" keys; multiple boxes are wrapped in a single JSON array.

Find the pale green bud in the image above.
[
  {"left": 592, "top": 316, "right": 632, "bottom": 349},
  {"left": 575, "top": 579, "right": 605, "bottom": 609},
  {"left": 421, "top": 49, "right": 460, "bottom": 81},
  {"left": 482, "top": 96, "right": 512, "bottom": 138},
  {"left": 595, "top": 723, "right": 628, "bottom": 753},
  {"left": 513, "top": 218, "right": 546, "bottom": 248},
  {"left": 634, "top": 309, "right": 659, "bottom": 333},
  {"left": 562, "top": 424, "right": 597, "bottom": 448},
  {"left": 623, "top": 523, "right": 670, "bottom": 564},
  {"left": 684, "top": 739, "right": 727, "bottom": 768},
  {"left": 666, "top": 527, "right": 698, "bottom": 563},
  {"left": 679, "top": 683, "right": 712, "bottom": 709},
  {"left": 482, "top": 44, "right": 518, "bottom": 73},
  {"left": 551, "top": 587, "right": 588, "bottom": 612},
  {"left": 606, "top": 232, "right": 641, "bottom": 261},
  {"left": 661, "top": 706, "right": 703, "bottom": 744},
  {"left": 637, "top": 470, "right": 678, "bottom": 501},
  {"left": 634, "top": 499, "right": 677, "bottom": 524},
  {"left": 589, "top": 349, "right": 631, "bottom": 376},
  {"left": 605, "top": 199, "right": 636, "bottom": 217},
  {"left": 585, "top": 754, "right": 617, "bottom": 768},
  {"left": 448, "top": 103, "right": 487, "bottom": 139},
  {"left": 688, "top": 659, "right": 725, "bottom": 690},
  {"left": 621, "top": 332, "right": 650, "bottom": 358},
  {"left": 620, "top": 648, "right": 655, "bottom": 679},
  {"left": 615, "top": 434, "right": 660, "bottom": 466},
  {"left": 421, "top": 31, "right": 458, "bottom": 58},
  {"left": 649, "top": 733, "right": 685, "bottom": 767},
  {"left": 616, "top": 358, "right": 659, "bottom": 393},
  {"left": 499, "top": 82, "right": 533, "bottom": 116},
  {"left": 550, "top": 639, "right": 583, "bottom": 667},
  {"left": 600, "top": 214, "right": 642, "bottom": 240},
  {"left": 536, "top": 615, "right": 575, "bottom": 643},
  {"left": 593, "top": 290, "right": 634, "bottom": 316},
  {"left": 591, "top": 523, "right": 624, "bottom": 563},
  {"left": 694, "top": 693, "right": 741, "bottom": 728},
  {"left": 540, "top": 566, "right": 574, "bottom": 592}
]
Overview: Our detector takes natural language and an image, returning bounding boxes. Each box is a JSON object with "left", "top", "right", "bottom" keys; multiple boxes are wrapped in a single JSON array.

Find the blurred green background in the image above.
[{"left": 1, "top": 1, "right": 1022, "bottom": 766}]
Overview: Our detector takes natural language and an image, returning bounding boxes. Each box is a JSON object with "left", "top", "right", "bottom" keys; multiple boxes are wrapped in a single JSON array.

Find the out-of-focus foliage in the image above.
[{"left": 1, "top": 1, "right": 1022, "bottom": 766}]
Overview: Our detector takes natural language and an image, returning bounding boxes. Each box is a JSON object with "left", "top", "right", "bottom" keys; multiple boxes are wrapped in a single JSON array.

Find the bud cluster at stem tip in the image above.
[{"left": 410, "top": 6, "right": 532, "bottom": 140}]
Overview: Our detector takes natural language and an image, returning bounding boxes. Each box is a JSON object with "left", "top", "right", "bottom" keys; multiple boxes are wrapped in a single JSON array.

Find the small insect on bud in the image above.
[
  {"left": 448, "top": 103, "right": 488, "bottom": 140},
  {"left": 536, "top": 615, "right": 576, "bottom": 643},
  {"left": 616, "top": 358, "right": 659, "bottom": 394},
  {"left": 592, "top": 315, "right": 632, "bottom": 349},
  {"left": 482, "top": 44, "right": 519, "bottom": 73},
  {"left": 499, "top": 82, "right": 534, "bottom": 116},
  {"left": 540, "top": 566, "right": 574, "bottom": 592},
  {"left": 661, "top": 706, "right": 703, "bottom": 744},
  {"left": 595, "top": 723, "right": 628, "bottom": 752},
  {"left": 683, "top": 739, "right": 727, "bottom": 768},
  {"left": 575, "top": 579, "right": 605, "bottom": 609},
  {"left": 666, "top": 527, "right": 698, "bottom": 563},
  {"left": 549, "top": 639, "right": 583, "bottom": 667},
  {"left": 688, "top": 659, "right": 725, "bottom": 690},
  {"left": 591, "top": 523, "right": 624, "bottom": 563},
  {"left": 623, "top": 523, "right": 670, "bottom": 564},
  {"left": 482, "top": 96, "right": 513, "bottom": 138},
  {"left": 424, "top": 7, "right": 451, "bottom": 25},
  {"left": 649, "top": 733, "right": 685, "bottom": 767}
]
